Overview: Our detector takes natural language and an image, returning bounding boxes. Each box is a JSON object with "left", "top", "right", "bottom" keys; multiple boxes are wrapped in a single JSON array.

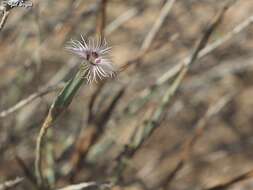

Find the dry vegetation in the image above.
[{"left": 0, "top": 0, "right": 253, "bottom": 190}]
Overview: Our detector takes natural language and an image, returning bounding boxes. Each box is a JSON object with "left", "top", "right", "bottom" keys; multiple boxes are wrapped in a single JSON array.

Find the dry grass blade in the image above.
[
  {"left": 1, "top": 1, "right": 252, "bottom": 190},
  {"left": 184, "top": 0, "right": 232, "bottom": 68},
  {"left": 56, "top": 181, "right": 112, "bottom": 190},
  {"left": 161, "top": 93, "right": 235, "bottom": 189},
  {"left": 105, "top": 7, "right": 138, "bottom": 35},
  {"left": 0, "top": 9, "right": 10, "bottom": 32},
  {"left": 0, "top": 83, "right": 64, "bottom": 118},
  {"left": 141, "top": 0, "right": 176, "bottom": 52},
  {"left": 119, "top": 0, "right": 176, "bottom": 71},
  {"left": 114, "top": 0, "right": 232, "bottom": 181},
  {"left": 0, "top": 177, "right": 23, "bottom": 190},
  {"left": 203, "top": 169, "right": 253, "bottom": 190},
  {"left": 156, "top": 14, "right": 253, "bottom": 86},
  {"left": 126, "top": 9, "right": 252, "bottom": 116}
]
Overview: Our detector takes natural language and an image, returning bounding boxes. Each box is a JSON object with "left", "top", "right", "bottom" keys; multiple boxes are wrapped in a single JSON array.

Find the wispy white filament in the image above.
[{"left": 66, "top": 35, "right": 116, "bottom": 83}]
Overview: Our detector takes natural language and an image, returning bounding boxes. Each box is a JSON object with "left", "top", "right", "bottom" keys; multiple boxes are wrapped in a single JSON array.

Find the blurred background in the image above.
[{"left": 0, "top": 0, "right": 253, "bottom": 189}]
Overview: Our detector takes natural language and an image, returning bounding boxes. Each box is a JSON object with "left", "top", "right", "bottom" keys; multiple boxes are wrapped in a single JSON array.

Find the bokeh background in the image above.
[{"left": 0, "top": 0, "right": 253, "bottom": 189}]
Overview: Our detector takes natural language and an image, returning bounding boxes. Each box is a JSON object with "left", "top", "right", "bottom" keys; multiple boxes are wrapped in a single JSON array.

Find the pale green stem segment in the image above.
[{"left": 35, "top": 69, "right": 85, "bottom": 189}]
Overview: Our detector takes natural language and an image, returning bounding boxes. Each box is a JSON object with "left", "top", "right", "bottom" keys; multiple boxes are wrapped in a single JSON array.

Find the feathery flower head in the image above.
[{"left": 66, "top": 35, "right": 116, "bottom": 83}]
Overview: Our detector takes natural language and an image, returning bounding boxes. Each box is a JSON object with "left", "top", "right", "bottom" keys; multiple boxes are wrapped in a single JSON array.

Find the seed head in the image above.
[{"left": 66, "top": 35, "right": 116, "bottom": 83}]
